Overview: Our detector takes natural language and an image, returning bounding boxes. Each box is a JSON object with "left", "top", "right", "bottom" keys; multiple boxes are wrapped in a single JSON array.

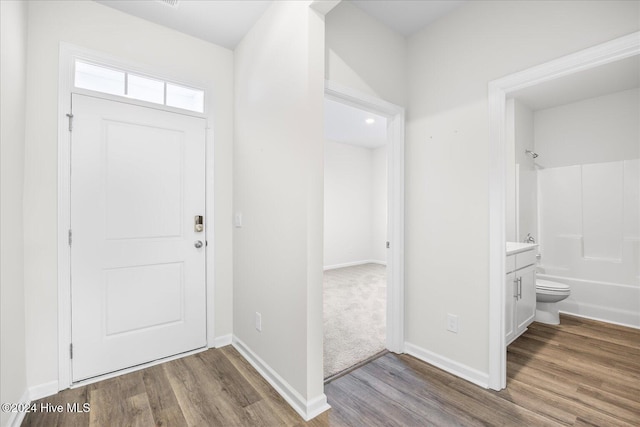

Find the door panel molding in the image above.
[{"left": 70, "top": 93, "right": 206, "bottom": 382}]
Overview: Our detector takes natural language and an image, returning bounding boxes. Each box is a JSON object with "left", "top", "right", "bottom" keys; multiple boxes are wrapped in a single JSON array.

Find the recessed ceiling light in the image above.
[{"left": 365, "top": 118, "right": 375, "bottom": 124}]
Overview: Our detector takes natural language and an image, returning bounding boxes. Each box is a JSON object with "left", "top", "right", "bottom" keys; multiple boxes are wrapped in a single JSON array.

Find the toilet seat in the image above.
[{"left": 536, "top": 279, "right": 570, "bottom": 294}]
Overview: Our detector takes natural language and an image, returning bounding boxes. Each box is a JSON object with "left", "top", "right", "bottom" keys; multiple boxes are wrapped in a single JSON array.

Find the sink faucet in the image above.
[{"left": 524, "top": 233, "right": 535, "bottom": 244}]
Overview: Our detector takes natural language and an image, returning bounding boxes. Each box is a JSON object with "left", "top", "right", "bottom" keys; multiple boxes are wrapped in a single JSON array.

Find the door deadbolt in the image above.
[{"left": 194, "top": 215, "right": 204, "bottom": 232}]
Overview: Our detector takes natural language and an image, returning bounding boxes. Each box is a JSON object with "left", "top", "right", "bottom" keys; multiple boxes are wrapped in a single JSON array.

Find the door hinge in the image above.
[
  {"left": 70, "top": 343, "right": 73, "bottom": 359},
  {"left": 68, "top": 229, "right": 72, "bottom": 246},
  {"left": 386, "top": 241, "right": 390, "bottom": 249},
  {"left": 66, "top": 113, "right": 74, "bottom": 132}
]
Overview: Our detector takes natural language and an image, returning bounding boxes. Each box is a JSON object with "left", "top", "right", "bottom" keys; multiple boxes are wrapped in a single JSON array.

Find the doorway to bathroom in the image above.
[
  {"left": 506, "top": 59, "right": 639, "bottom": 329},
  {"left": 488, "top": 31, "right": 640, "bottom": 390},
  {"left": 322, "top": 82, "right": 405, "bottom": 381}
]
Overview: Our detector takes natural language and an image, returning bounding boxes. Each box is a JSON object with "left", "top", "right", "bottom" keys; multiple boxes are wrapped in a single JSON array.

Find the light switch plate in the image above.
[
  {"left": 447, "top": 314, "right": 458, "bottom": 333},
  {"left": 255, "top": 312, "right": 262, "bottom": 332}
]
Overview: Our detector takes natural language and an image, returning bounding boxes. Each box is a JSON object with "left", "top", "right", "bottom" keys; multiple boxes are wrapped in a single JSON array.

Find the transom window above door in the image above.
[{"left": 74, "top": 60, "right": 204, "bottom": 113}]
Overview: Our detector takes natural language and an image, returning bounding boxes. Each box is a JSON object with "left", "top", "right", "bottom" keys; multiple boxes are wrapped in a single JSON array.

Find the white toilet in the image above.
[{"left": 535, "top": 279, "right": 571, "bottom": 325}]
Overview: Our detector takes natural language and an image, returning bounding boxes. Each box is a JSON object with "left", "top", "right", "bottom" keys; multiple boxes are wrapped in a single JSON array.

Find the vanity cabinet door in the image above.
[
  {"left": 516, "top": 264, "right": 536, "bottom": 335},
  {"left": 505, "top": 270, "right": 517, "bottom": 345}
]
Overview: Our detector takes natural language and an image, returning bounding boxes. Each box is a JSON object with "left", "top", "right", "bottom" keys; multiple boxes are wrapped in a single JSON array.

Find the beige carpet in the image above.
[{"left": 323, "top": 263, "right": 386, "bottom": 378}]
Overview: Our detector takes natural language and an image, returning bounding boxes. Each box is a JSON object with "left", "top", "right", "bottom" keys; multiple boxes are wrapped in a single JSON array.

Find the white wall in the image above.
[
  {"left": 23, "top": 0, "right": 234, "bottom": 392},
  {"left": 1, "top": 1, "right": 28, "bottom": 425},
  {"left": 233, "top": 0, "right": 327, "bottom": 416},
  {"left": 534, "top": 88, "right": 639, "bottom": 327},
  {"left": 324, "top": 142, "right": 373, "bottom": 267},
  {"left": 534, "top": 88, "right": 639, "bottom": 168},
  {"left": 325, "top": 1, "right": 406, "bottom": 107},
  {"left": 324, "top": 142, "right": 387, "bottom": 268},
  {"left": 405, "top": 1, "right": 640, "bottom": 380}
]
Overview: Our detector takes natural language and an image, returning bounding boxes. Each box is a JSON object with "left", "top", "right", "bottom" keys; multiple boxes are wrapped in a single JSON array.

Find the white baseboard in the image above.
[
  {"left": 324, "top": 259, "right": 387, "bottom": 271},
  {"left": 212, "top": 334, "right": 233, "bottom": 348},
  {"left": 404, "top": 342, "right": 489, "bottom": 389},
  {"left": 5, "top": 389, "right": 30, "bottom": 427},
  {"left": 28, "top": 380, "right": 58, "bottom": 401},
  {"left": 232, "top": 336, "right": 330, "bottom": 421},
  {"left": 5, "top": 380, "right": 57, "bottom": 427},
  {"left": 305, "top": 394, "right": 331, "bottom": 420}
]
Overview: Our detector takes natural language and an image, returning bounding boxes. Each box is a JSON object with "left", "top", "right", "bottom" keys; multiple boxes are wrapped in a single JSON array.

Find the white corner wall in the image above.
[
  {"left": 23, "top": 0, "right": 234, "bottom": 394},
  {"left": 406, "top": 0, "right": 640, "bottom": 383},
  {"left": 233, "top": 0, "right": 328, "bottom": 419},
  {"left": 325, "top": 1, "right": 406, "bottom": 107},
  {"left": 324, "top": 142, "right": 387, "bottom": 268},
  {"left": 1, "top": 1, "right": 29, "bottom": 426}
]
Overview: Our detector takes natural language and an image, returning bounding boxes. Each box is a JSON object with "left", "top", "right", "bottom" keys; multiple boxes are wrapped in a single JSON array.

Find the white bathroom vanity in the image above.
[{"left": 505, "top": 243, "right": 538, "bottom": 345}]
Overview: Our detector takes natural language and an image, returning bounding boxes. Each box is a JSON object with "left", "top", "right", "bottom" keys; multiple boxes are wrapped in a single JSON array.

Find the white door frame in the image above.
[
  {"left": 487, "top": 31, "right": 640, "bottom": 390},
  {"left": 57, "top": 43, "right": 216, "bottom": 389},
  {"left": 324, "top": 80, "right": 405, "bottom": 353}
]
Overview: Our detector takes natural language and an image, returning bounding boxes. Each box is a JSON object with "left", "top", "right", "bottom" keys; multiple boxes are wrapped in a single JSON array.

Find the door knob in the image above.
[{"left": 194, "top": 240, "right": 203, "bottom": 249}]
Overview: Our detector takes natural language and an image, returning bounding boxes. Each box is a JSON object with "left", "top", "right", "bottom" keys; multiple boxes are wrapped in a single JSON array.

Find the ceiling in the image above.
[
  {"left": 96, "top": 1, "right": 467, "bottom": 50},
  {"left": 95, "top": 0, "right": 272, "bottom": 50},
  {"left": 324, "top": 99, "right": 388, "bottom": 149},
  {"left": 510, "top": 55, "right": 640, "bottom": 111}
]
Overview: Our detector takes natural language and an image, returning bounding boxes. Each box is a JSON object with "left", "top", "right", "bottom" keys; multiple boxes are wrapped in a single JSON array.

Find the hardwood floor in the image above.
[{"left": 23, "top": 314, "right": 639, "bottom": 426}]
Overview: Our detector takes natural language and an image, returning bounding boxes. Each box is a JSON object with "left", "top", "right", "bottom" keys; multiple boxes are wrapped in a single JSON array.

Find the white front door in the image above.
[{"left": 70, "top": 94, "right": 207, "bottom": 382}]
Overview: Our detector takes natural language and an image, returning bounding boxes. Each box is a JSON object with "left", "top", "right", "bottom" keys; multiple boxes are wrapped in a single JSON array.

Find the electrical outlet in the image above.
[
  {"left": 447, "top": 314, "right": 458, "bottom": 333},
  {"left": 255, "top": 312, "right": 262, "bottom": 332}
]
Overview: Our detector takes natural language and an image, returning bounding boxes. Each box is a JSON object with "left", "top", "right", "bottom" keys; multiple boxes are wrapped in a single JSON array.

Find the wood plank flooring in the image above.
[{"left": 22, "top": 314, "right": 640, "bottom": 426}]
